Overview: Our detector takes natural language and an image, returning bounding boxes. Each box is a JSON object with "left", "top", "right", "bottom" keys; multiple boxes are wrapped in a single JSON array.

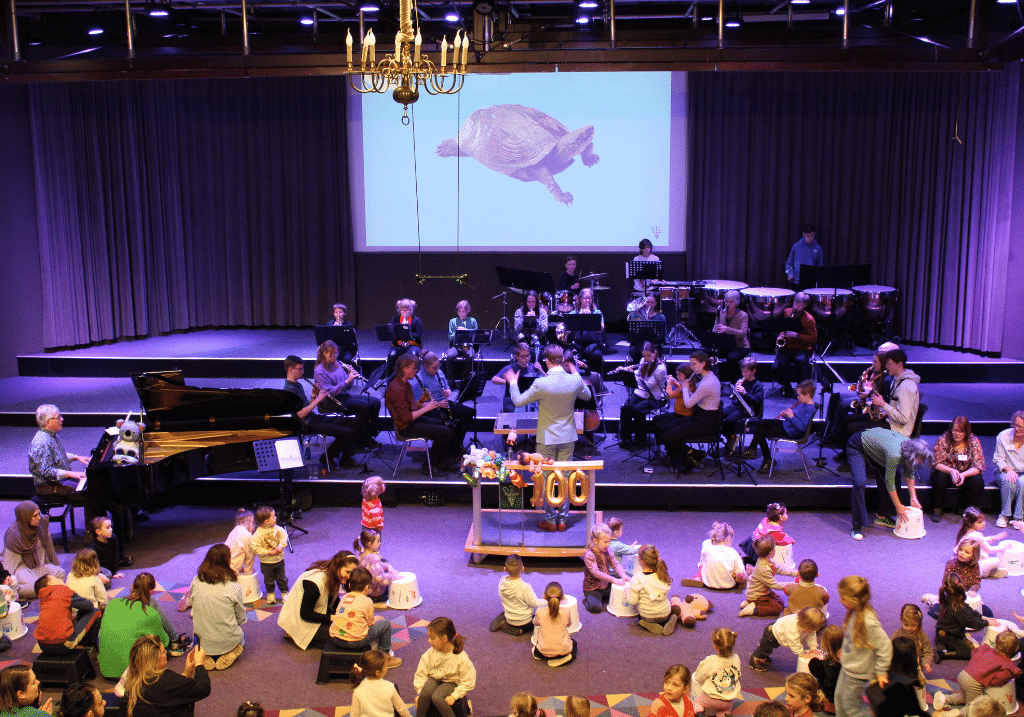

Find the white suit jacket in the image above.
[{"left": 509, "top": 366, "right": 592, "bottom": 447}]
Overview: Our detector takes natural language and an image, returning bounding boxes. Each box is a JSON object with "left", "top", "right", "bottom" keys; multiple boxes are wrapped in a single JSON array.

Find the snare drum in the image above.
[
  {"left": 741, "top": 287, "right": 795, "bottom": 324},
  {"left": 806, "top": 288, "right": 855, "bottom": 323},
  {"left": 660, "top": 286, "right": 679, "bottom": 301},
  {"left": 555, "top": 290, "right": 575, "bottom": 314},
  {"left": 852, "top": 285, "right": 898, "bottom": 323},
  {"left": 538, "top": 292, "right": 554, "bottom": 314}
]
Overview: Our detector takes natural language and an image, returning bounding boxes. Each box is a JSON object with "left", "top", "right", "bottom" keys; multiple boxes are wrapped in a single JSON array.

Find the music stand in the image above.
[
  {"left": 374, "top": 324, "right": 397, "bottom": 342},
  {"left": 628, "top": 320, "right": 667, "bottom": 348},
  {"left": 811, "top": 352, "right": 845, "bottom": 473},
  {"left": 558, "top": 314, "right": 602, "bottom": 333},
  {"left": 253, "top": 438, "right": 308, "bottom": 548},
  {"left": 314, "top": 325, "right": 358, "bottom": 357},
  {"left": 627, "top": 260, "right": 662, "bottom": 295},
  {"left": 693, "top": 330, "right": 737, "bottom": 362},
  {"left": 457, "top": 372, "right": 489, "bottom": 448}
]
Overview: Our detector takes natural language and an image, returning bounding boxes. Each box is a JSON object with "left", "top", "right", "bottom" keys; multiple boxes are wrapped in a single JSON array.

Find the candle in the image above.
[
  {"left": 453, "top": 32, "right": 461, "bottom": 73},
  {"left": 462, "top": 31, "right": 469, "bottom": 67},
  {"left": 346, "top": 29, "right": 353, "bottom": 67},
  {"left": 441, "top": 36, "right": 447, "bottom": 69},
  {"left": 395, "top": 31, "right": 401, "bottom": 60},
  {"left": 361, "top": 30, "right": 368, "bottom": 66},
  {"left": 414, "top": 29, "right": 421, "bottom": 63},
  {"left": 368, "top": 29, "right": 375, "bottom": 64}
]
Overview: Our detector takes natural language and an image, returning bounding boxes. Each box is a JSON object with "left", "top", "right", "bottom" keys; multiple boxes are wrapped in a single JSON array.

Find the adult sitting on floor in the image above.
[
  {"left": 0, "top": 664, "right": 51, "bottom": 717},
  {"left": 121, "top": 634, "right": 210, "bottom": 717},
  {"left": 59, "top": 683, "right": 107, "bottom": 717},
  {"left": 98, "top": 572, "right": 185, "bottom": 680},
  {"left": 847, "top": 426, "right": 933, "bottom": 541},
  {"left": 187, "top": 544, "right": 247, "bottom": 671},
  {"left": 278, "top": 550, "right": 360, "bottom": 650},
  {"left": 2, "top": 500, "right": 64, "bottom": 599}
]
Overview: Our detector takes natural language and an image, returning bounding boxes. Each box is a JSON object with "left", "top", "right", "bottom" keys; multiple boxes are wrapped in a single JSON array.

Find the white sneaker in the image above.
[
  {"left": 997, "top": 516, "right": 1009, "bottom": 528},
  {"left": 933, "top": 692, "right": 947, "bottom": 711},
  {"left": 265, "top": 596, "right": 276, "bottom": 605},
  {"left": 1012, "top": 520, "right": 1024, "bottom": 532},
  {"left": 738, "top": 602, "right": 756, "bottom": 617}
]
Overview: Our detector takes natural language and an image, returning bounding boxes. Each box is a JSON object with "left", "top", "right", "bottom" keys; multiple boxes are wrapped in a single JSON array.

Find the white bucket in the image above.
[
  {"left": 986, "top": 681, "right": 1018, "bottom": 716},
  {"left": 966, "top": 590, "right": 984, "bottom": 619},
  {"left": 387, "top": 571, "right": 423, "bottom": 610},
  {"left": 607, "top": 583, "right": 638, "bottom": 618},
  {"left": 773, "top": 543, "right": 796, "bottom": 572},
  {"left": 563, "top": 595, "right": 582, "bottom": 634},
  {"left": 894, "top": 506, "right": 926, "bottom": 539},
  {"left": 238, "top": 573, "right": 263, "bottom": 603},
  {"left": 999, "top": 540, "right": 1024, "bottom": 576},
  {"left": 0, "top": 602, "right": 25, "bottom": 640}
]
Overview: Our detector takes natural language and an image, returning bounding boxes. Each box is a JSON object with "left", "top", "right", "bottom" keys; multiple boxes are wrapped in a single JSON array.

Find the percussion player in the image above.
[
  {"left": 711, "top": 289, "right": 750, "bottom": 382},
  {"left": 784, "top": 224, "right": 824, "bottom": 292},
  {"left": 558, "top": 255, "right": 582, "bottom": 292},
  {"left": 770, "top": 292, "right": 816, "bottom": 398},
  {"left": 571, "top": 288, "right": 606, "bottom": 374}
]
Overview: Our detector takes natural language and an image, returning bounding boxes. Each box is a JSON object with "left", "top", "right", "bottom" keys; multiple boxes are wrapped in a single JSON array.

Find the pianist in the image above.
[{"left": 28, "top": 404, "right": 88, "bottom": 499}]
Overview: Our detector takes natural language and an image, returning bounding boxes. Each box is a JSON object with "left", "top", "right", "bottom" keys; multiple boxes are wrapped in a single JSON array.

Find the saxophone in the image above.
[{"left": 850, "top": 367, "right": 884, "bottom": 421}]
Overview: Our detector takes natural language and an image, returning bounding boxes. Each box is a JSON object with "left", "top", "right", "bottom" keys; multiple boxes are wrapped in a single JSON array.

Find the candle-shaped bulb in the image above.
[
  {"left": 395, "top": 31, "right": 401, "bottom": 59},
  {"left": 414, "top": 28, "right": 421, "bottom": 63},
  {"left": 462, "top": 32, "right": 469, "bottom": 66},
  {"left": 368, "top": 28, "right": 375, "bottom": 64},
  {"left": 361, "top": 30, "right": 368, "bottom": 65},
  {"left": 441, "top": 36, "right": 448, "bottom": 69}
]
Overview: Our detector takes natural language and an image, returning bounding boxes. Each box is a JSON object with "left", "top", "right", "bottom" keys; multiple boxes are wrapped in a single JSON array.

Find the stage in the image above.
[{"left": 3, "top": 327, "right": 1023, "bottom": 511}]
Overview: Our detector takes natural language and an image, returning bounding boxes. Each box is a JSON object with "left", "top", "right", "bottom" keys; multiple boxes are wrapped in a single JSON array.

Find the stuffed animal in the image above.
[
  {"left": 672, "top": 593, "right": 714, "bottom": 628},
  {"left": 112, "top": 418, "right": 146, "bottom": 466}
]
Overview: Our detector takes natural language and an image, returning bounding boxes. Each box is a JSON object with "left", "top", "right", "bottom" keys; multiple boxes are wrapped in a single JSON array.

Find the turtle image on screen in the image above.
[{"left": 435, "top": 103, "right": 600, "bottom": 206}]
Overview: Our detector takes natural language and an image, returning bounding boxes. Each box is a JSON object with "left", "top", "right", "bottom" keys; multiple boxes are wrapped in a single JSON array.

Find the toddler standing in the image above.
[
  {"left": 225, "top": 509, "right": 256, "bottom": 576},
  {"left": 413, "top": 617, "right": 476, "bottom": 717},
  {"left": 362, "top": 476, "right": 386, "bottom": 533},
  {"left": 739, "top": 536, "right": 789, "bottom": 617},
  {"left": 608, "top": 517, "right": 641, "bottom": 576},
  {"left": 350, "top": 649, "right": 412, "bottom": 717},
  {"left": 490, "top": 554, "right": 542, "bottom": 636},
  {"left": 692, "top": 628, "right": 742, "bottom": 717},
  {"left": 251, "top": 506, "right": 288, "bottom": 605},
  {"left": 356, "top": 528, "right": 401, "bottom": 600},
  {"left": 650, "top": 665, "right": 696, "bottom": 717},
  {"left": 65, "top": 549, "right": 108, "bottom": 610},
  {"left": 748, "top": 607, "right": 826, "bottom": 672},
  {"left": 686, "top": 522, "right": 749, "bottom": 590},
  {"left": 834, "top": 576, "right": 892, "bottom": 717},
  {"left": 582, "top": 523, "right": 626, "bottom": 614},
  {"left": 627, "top": 545, "right": 682, "bottom": 636},
  {"left": 532, "top": 582, "right": 577, "bottom": 667},
  {"left": 783, "top": 559, "right": 829, "bottom": 616}
]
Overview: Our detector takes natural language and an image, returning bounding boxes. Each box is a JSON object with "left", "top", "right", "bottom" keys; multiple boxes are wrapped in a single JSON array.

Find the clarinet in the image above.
[
  {"left": 414, "top": 375, "right": 454, "bottom": 425},
  {"left": 732, "top": 379, "right": 755, "bottom": 417}
]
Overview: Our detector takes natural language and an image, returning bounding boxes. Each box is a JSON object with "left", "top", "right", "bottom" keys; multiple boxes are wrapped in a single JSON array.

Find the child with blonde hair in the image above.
[
  {"left": 650, "top": 665, "right": 695, "bottom": 717},
  {"left": 834, "top": 576, "right": 892, "bottom": 717},
  {"left": 749, "top": 607, "right": 826, "bottom": 672},
  {"left": 739, "top": 536, "right": 789, "bottom": 618},
  {"left": 627, "top": 545, "right": 683, "bottom": 636},
  {"left": 692, "top": 628, "right": 742, "bottom": 716},
  {"left": 785, "top": 673, "right": 825, "bottom": 717},
  {"left": 414, "top": 617, "right": 476, "bottom": 717},
  {"left": 892, "top": 604, "right": 933, "bottom": 677},
  {"left": 349, "top": 649, "right": 411, "bottom": 717},
  {"left": 226, "top": 509, "right": 256, "bottom": 576},
  {"left": 808, "top": 625, "right": 843, "bottom": 713},
  {"left": 355, "top": 528, "right": 401, "bottom": 600},
  {"left": 956, "top": 508, "right": 1010, "bottom": 578},
  {"left": 532, "top": 582, "right": 577, "bottom": 667},
  {"left": 946, "top": 539, "right": 983, "bottom": 592},
  {"left": 510, "top": 692, "right": 540, "bottom": 717},
  {"left": 685, "top": 522, "right": 749, "bottom": 590},
  {"left": 362, "top": 476, "right": 386, "bottom": 532},
  {"left": 491, "top": 553, "right": 542, "bottom": 636},
  {"left": 582, "top": 523, "right": 625, "bottom": 614},
  {"left": 66, "top": 548, "right": 108, "bottom": 609},
  {"left": 251, "top": 506, "right": 288, "bottom": 604}
]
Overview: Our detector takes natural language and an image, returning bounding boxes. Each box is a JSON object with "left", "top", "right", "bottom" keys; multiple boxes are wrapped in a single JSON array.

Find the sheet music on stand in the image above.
[
  {"left": 374, "top": 324, "right": 413, "bottom": 343},
  {"left": 628, "top": 319, "right": 666, "bottom": 346},
  {"left": 314, "top": 325, "right": 357, "bottom": 351},
  {"left": 559, "top": 314, "right": 602, "bottom": 333},
  {"left": 253, "top": 438, "right": 308, "bottom": 546},
  {"left": 626, "top": 261, "right": 663, "bottom": 283}
]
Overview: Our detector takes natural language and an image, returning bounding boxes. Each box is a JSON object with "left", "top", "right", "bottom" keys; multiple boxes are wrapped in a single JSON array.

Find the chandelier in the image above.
[{"left": 345, "top": 0, "right": 469, "bottom": 122}]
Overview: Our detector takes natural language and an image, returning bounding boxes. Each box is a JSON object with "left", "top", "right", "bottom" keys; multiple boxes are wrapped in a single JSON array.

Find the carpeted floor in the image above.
[{"left": 8, "top": 498, "right": 1024, "bottom": 717}]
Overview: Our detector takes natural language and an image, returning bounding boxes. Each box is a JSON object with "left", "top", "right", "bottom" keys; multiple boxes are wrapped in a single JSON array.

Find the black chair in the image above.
[
  {"left": 678, "top": 407, "right": 725, "bottom": 481},
  {"left": 33, "top": 492, "right": 75, "bottom": 552}
]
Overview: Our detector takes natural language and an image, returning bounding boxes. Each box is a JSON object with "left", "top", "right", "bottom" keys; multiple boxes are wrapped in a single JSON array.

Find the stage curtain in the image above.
[
  {"left": 28, "top": 77, "right": 353, "bottom": 348},
  {"left": 687, "top": 67, "right": 1019, "bottom": 354}
]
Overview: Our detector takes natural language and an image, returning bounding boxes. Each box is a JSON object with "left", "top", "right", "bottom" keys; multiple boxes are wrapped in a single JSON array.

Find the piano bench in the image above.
[
  {"left": 32, "top": 495, "right": 75, "bottom": 553},
  {"left": 33, "top": 649, "right": 95, "bottom": 686},
  {"left": 315, "top": 641, "right": 369, "bottom": 685}
]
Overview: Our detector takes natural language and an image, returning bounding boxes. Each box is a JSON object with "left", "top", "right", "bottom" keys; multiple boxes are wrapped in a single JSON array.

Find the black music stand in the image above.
[
  {"left": 558, "top": 313, "right": 602, "bottom": 333},
  {"left": 693, "top": 330, "right": 737, "bottom": 364},
  {"left": 457, "top": 372, "right": 489, "bottom": 448},
  {"left": 811, "top": 354, "right": 845, "bottom": 473},
  {"left": 253, "top": 437, "right": 308, "bottom": 548},
  {"left": 314, "top": 325, "right": 358, "bottom": 358},
  {"left": 628, "top": 320, "right": 667, "bottom": 349},
  {"left": 627, "top": 260, "right": 662, "bottom": 295},
  {"left": 617, "top": 371, "right": 662, "bottom": 465}
]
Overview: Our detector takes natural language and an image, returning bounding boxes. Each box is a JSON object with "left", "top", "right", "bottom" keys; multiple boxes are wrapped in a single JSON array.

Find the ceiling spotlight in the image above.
[
  {"left": 996, "top": 0, "right": 1016, "bottom": 3},
  {"left": 445, "top": 11, "right": 460, "bottom": 21},
  {"left": 576, "top": 14, "right": 590, "bottom": 24},
  {"left": 88, "top": 27, "right": 104, "bottom": 34},
  {"left": 578, "top": 0, "right": 599, "bottom": 8},
  {"left": 834, "top": 5, "right": 845, "bottom": 15},
  {"left": 791, "top": 0, "right": 810, "bottom": 4},
  {"left": 300, "top": 16, "right": 314, "bottom": 24},
  {"left": 359, "top": 3, "right": 380, "bottom": 11}
]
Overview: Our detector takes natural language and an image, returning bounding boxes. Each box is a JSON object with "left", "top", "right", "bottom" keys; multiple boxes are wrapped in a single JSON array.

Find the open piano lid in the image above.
[{"left": 131, "top": 370, "right": 303, "bottom": 426}]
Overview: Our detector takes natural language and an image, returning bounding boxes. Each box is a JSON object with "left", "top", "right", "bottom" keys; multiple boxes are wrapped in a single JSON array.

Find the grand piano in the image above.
[{"left": 86, "top": 370, "right": 303, "bottom": 535}]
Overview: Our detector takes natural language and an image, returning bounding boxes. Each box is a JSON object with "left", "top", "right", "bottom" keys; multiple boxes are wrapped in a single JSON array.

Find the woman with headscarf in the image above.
[{"left": 2, "top": 501, "right": 64, "bottom": 599}]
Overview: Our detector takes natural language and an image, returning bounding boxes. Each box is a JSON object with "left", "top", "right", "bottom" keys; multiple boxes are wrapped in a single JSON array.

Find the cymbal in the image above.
[
  {"left": 589, "top": 285, "right": 611, "bottom": 291},
  {"left": 579, "top": 272, "right": 609, "bottom": 282},
  {"left": 507, "top": 287, "right": 527, "bottom": 294}
]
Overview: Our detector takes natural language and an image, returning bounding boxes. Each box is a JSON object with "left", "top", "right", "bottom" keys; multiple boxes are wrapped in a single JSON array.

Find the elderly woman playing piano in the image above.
[{"left": 28, "top": 404, "right": 88, "bottom": 499}]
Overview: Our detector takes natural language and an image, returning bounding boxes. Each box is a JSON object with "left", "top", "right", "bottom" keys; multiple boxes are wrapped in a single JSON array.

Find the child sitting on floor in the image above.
[
  {"left": 490, "top": 553, "right": 542, "bottom": 636},
  {"left": 685, "top": 522, "right": 750, "bottom": 590},
  {"left": 866, "top": 636, "right": 928, "bottom": 717},
  {"left": 740, "top": 536, "right": 789, "bottom": 618},
  {"left": 892, "top": 604, "right": 934, "bottom": 681},
  {"left": 350, "top": 649, "right": 411, "bottom": 717},
  {"left": 650, "top": 665, "right": 695, "bottom": 717},
  {"left": 956, "top": 508, "right": 1010, "bottom": 579},
  {"left": 87, "top": 515, "right": 127, "bottom": 581},
  {"left": 692, "top": 628, "right": 742, "bottom": 717},
  {"left": 748, "top": 607, "right": 826, "bottom": 672},
  {"left": 565, "top": 695, "right": 591, "bottom": 717},
  {"left": 752, "top": 503, "right": 798, "bottom": 574},
  {"left": 785, "top": 673, "right": 825, "bottom": 717},
  {"left": 33, "top": 574, "right": 101, "bottom": 654},
  {"left": 510, "top": 692, "right": 541, "bottom": 717},
  {"left": 808, "top": 625, "right": 843, "bottom": 714},
  {"left": 65, "top": 548, "right": 108, "bottom": 610},
  {"left": 532, "top": 582, "right": 577, "bottom": 667},
  {"left": 608, "top": 517, "right": 642, "bottom": 576},
  {"left": 225, "top": 509, "right": 256, "bottom": 576},
  {"left": 355, "top": 528, "right": 401, "bottom": 601},
  {"left": 934, "top": 574, "right": 998, "bottom": 663},
  {"left": 783, "top": 559, "right": 829, "bottom": 616},
  {"left": 627, "top": 545, "right": 682, "bottom": 636},
  {"left": 582, "top": 523, "right": 626, "bottom": 614},
  {"left": 414, "top": 617, "right": 476, "bottom": 717},
  {"left": 933, "top": 630, "right": 1022, "bottom": 715}
]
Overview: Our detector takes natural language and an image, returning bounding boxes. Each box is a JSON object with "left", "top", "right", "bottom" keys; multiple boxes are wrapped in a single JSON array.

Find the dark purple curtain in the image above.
[
  {"left": 28, "top": 77, "right": 354, "bottom": 348},
  {"left": 687, "top": 67, "right": 1019, "bottom": 354}
]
